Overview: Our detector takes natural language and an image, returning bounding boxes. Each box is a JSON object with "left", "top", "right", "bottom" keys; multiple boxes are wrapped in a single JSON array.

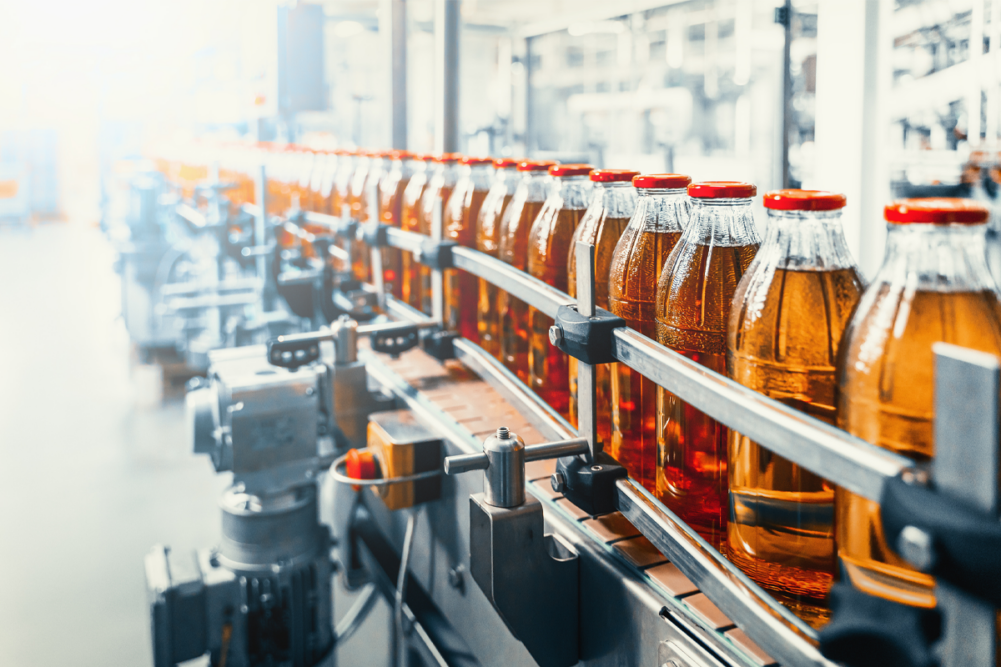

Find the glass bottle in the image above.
[
  {"left": 420, "top": 154, "right": 463, "bottom": 313},
  {"left": 295, "top": 148, "right": 315, "bottom": 210},
  {"left": 356, "top": 151, "right": 389, "bottom": 282},
  {"left": 400, "top": 154, "right": 432, "bottom": 312},
  {"left": 728, "top": 190, "right": 864, "bottom": 628},
  {"left": 329, "top": 149, "right": 356, "bottom": 273},
  {"left": 477, "top": 158, "right": 522, "bottom": 358},
  {"left": 608, "top": 174, "right": 691, "bottom": 491},
  {"left": 836, "top": 198, "right": 1001, "bottom": 608},
  {"left": 311, "top": 149, "right": 337, "bottom": 214},
  {"left": 527, "top": 164, "right": 595, "bottom": 419},
  {"left": 498, "top": 160, "right": 557, "bottom": 381},
  {"left": 444, "top": 157, "right": 494, "bottom": 341},
  {"left": 347, "top": 151, "right": 372, "bottom": 281},
  {"left": 655, "top": 181, "right": 761, "bottom": 550},
  {"left": 567, "top": 169, "right": 638, "bottom": 437},
  {"left": 378, "top": 150, "right": 415, "bottom": 299}
]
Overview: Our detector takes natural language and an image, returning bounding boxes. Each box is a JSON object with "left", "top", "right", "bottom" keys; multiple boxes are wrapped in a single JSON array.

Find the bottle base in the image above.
[
  {"left": 839, "top": 554, "right": 936, "bottom": 609},
  {"left": 726, "top": 549, "right": 832, "bottom": 629}
]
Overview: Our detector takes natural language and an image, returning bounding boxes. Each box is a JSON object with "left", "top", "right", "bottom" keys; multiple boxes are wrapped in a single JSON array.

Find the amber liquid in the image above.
[
  {"left": 348, "top": 175, "right": 371, "bottom": 282},
  {"left": 445, "top": 189, "right": 488, "bottom": 341},
  {"left": 726, "top": 266, "right": 863, "bottom": 627},
  {"left": 567, "top": 214, "right": 631, "bottom": 438},
  {"left": 656, "top": 243, "right": 758, "bottom": 549},
  {"left": 379, "top": 174, "right": 409, "bottom": 299},
  {"left": 420, "top": 184, "right": 454, "bottom": 313},
  {"left": 477, "top": 193, "right": 514, "bottom": 358},
  {"left": 400, "top": 174, "right": 428, "bottom": 312},
  {"left": 609, "top": 229, "right": 683, "bottom": 491},
  {"left": 528, "top": 206, "right": 588, "bottom": 419},
  {"left": 837, "top": 288, "right": 1001, "bottom": 607},
  {"left": 499, "top": 199, "right": 545, "bottom": 382}
]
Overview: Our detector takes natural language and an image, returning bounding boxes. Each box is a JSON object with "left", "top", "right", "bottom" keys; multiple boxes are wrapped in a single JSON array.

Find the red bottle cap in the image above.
[
  {"left": 388, "top": 150, "right": 414, "bottom": 160},
  {"left": 416, "top": 153, "right": 436, "bottom": 162},
  {"left": 517, "top": 160, "right": 558, "bottom": 172},
  {"left": 494, "top": 157, "right": 522, "bottom": 169},
  {"left": 333, "top": 148, "right": 355, "bottom": 156},
  {"left": 763, "top": 189, "right": 846, "bottom": 211},
  {"left": 590, "top": 169, "right": 639, "bottom": 182},
  {"left": 884, "top": 198, "right": 990, "bottom": 224},
  {"left": 688, "top": 181, "right": 757, "bottom": 198},
  {"left": 633, "top": 174, "right": 692, "bottom": 189},
  {"left": 431, "top": 153, "right": 463, "bottom": 163},
  {"left": 460, "top": 156, "right": 494, "bottom": 166},
  {"left": 549, "top": 163, "right": 594, "bottom": 177}
]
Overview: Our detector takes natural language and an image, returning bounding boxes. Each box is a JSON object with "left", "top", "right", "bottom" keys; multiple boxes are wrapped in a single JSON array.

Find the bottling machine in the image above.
[{"left": 145, "top": 171, "right": 1001, "bottom": 667}]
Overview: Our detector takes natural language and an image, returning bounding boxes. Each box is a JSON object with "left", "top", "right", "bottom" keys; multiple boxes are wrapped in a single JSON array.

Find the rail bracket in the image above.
[
  {"left": 880, "top": 470, "right": 1001, "bottom": 606},
  {"left": 371, "top": 324, "right": 421, "bottom": 358},
  {"left": 360, "top": 222, "right": 389, "bottom": 248},
  {"left": 551, "top": 305, "right": 624, "bottom": 365},
  {"left": 415, "top": 239, "right": 456, "bottom": 271},
  {"left": 421, "top": 329, "right": 459, "bottom": 362},
  {"left": 554, "top": 453, "right": 626, "bottom": 516}
]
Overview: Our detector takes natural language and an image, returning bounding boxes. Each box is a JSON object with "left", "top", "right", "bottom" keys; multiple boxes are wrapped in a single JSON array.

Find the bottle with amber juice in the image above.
[
  {"left": 347, "top": 151, "right": 372, "bottom": 281},
  {"left": 498, "top": 160, "right": 557, "bottom": 381},
  {"left": 477, "top": 158, "right": 522, "bottom": 358},
  {"left": 655, "top": 181, "right": 760, "bottom": 550},
  {"left": 727, "top": 190, "right": 864, "bottom": 627},
  {"left": 444, "top": 157, "right": 494, "bottom": 341},
  {"left": 836, "top": 198, "right": 1001, "bottom": 609},
  {"left": 420, "top": 154, "right": 463, "bottom": 314},
  {"left": 400, "top": 155, "right": 432, "bottom": 312},
  {"left": 527, "top": 164, "right": 594, "bottom": 419},
  {"left": 567, "top": 169, "right": 638, "bottom": 435},
  {"left": 608, "top": 174, "right": 691, "bottom": 490},
  {"left": 378, "top": 151, "right": 415, "bottom": 299}
]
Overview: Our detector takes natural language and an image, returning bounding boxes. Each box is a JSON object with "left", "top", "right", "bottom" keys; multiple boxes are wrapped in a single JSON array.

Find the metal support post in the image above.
[
  {"left": 780, "top": 0, "right": 792, "bottom": 188},
  {"left": 434, "top": 0, "right": 460, "bottom": 154},
  {"left": 573, "top": 242, "right": 598, "bottom": 461},
  {"left": 933, "top": 343, "right": 1000, "bottom": 667},
  {"left": 254, "top": 164, "right": 268, "bottom": 282},
  {"left": 383, "top": 0, "right": 408, "bottom": 150}
]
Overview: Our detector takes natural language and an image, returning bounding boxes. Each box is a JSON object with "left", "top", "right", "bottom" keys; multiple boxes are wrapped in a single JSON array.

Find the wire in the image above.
[
  {"left": 327, "top": 449, "right": 441, "bottom": 487},
  {"left": 333, "top": 583, "right": 378, "bottom": 646},
  {"left": 393, "top": 510, "right": 418, "bottom": 667}
]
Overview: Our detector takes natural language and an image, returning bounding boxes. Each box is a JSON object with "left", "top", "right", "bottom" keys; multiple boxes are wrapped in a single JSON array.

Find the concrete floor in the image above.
[
  {"left": 0, "top": 223, "right": 392, "bottom": 667},
  {"left": 0, "top": 224, "right": 232, "bottom": 666}
]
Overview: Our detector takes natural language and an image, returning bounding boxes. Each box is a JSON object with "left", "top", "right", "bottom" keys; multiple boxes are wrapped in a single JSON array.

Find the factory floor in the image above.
[{"left": 0, "top": 223, "right": 388, "bottom": 667}]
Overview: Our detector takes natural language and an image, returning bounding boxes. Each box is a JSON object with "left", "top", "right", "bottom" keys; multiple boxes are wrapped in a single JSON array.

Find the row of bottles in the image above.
[{"left": 155, "top": 141, "right": 1001, "bottom": 631}]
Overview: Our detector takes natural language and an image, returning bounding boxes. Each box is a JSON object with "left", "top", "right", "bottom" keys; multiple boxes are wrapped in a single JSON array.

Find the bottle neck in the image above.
[
  {"left": 755, "top": 209, "right": 858, "bottom": 271},
  {"left": 591, "top": 181, "right": 637, "bottom": 218},
  {"left": 683, "top": 197, "right": 760, "bottom": 247},
  {"left": 467, "top": 164, "right": 494, "bottom": 189},
  {"left": 551, "top": 175, "right": 593, "bottom": 209},
  {"left": 876, "top": 223, "right": 997, "bottom": 292},
  {"left": 494, "top": 167, "right": 521, "bottom": 189},
  {"left": 630, "top": 188, "right": 689, "bottom": 233},
  {"left": 517, "top": 172, "right": 552, "bottom": 202}
]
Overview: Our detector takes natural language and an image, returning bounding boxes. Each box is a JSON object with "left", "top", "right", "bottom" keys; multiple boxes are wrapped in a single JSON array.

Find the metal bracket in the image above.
[
  {"left": 550, "top": 305, "right": 624, "bottom": 365},
  {"left": 361, "top": 222, "right": 390, "bottom": 248},
  {"left": 415, "top": 238, "right": 457, "bottom": 271}
]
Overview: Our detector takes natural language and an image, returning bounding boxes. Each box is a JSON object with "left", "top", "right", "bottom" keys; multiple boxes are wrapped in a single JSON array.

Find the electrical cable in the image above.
[{"left": 393, "top": 509, "right": 418, "bottom": 667}]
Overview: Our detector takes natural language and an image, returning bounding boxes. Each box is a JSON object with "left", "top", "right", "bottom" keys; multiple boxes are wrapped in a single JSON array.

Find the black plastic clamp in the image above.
[
  {"left": 552, "top": 453, "right": 627, "bottom": 516},
  {"left": 415, "top": 239, "right": 457, "bottom": 271},
  {"left": 288, "top": 209, "right": 306, "bottom": 225},
  {"left": 880, "top": 470, "right": 1001, "bottom": 606},
  {"left": 361, "top": 222, "right": 389, "bottom": 247},
  {"left": 551, "top": 305, "right": 625, "bottom": 365},
  {"left": 370, "top": 323, "right": 421, "bottom": 357},
  {"left": 337, "top": 218, "right": 359, "bottom": 241},
  {"left": 421, "top": 329, "right": 459, "bottom": 361},
  {"left": 267, "top": 335, "right": 321, "bottom": 369},
  {"left": 819, "top": 582, "right": 941, "bottom": 667}
]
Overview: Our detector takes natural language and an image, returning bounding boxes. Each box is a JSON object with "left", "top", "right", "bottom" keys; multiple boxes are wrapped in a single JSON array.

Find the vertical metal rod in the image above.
[
  {"left": 933, "top": 343, "right": 1000, "bottom": 667},
  {"left": 254, "top": 164, "right": 268, "bottom": 282},
  {"left": 383, "top": 0, "right": 408, "bottom": 149},
  {"left": 575, "top": 242, "right": 599, "bottom": 461},
  {"left": 970, "top": 0, "right": 985, "bottom": 146},
  {"left": 524, "top": 37, "right": 535, "bottom": 154},
  {"left": 434, "top": 0, "right": 460, "bottom": 153},
  {"left": 431, "top": 198, "right": 445, "bottom": 323},
  {"left": 780, "top": 0, "right": 793, "bottom": 188}
]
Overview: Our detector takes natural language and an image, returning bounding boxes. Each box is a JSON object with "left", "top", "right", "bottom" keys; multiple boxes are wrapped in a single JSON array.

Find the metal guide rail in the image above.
[{"left": 251, "top": 199, "right": 927, "bottom": 665}]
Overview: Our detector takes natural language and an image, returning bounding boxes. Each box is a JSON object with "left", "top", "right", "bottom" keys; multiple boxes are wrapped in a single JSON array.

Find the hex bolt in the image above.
[
  {"left": 447, "top": 565, "right": 465, "bottom": 590},
  {"left": 549, "top": 325, "right": 564, "bottom": 346},
  {"left": 897, "top": 525, "right": 936, "bottom": 572},
  {"left": 551, "top": 471, "right": 566, "bottom": 493}
]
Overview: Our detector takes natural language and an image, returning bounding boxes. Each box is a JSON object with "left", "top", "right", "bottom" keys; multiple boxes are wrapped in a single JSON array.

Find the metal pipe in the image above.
[
  {"left": 434, "top": 0, "right": 460, "bottom": 153},
  {"left": 451, "top": 246, "right": 574, "bottom": 319},
  {"left": 254, "top": 165, "right": 268, "bottom": 282},
  {"left": 524, "top": 438, "right": 588, "bottom": 461},
  {"left": 383, "top": 0, "right": 408, "bottom": 149},
  {"left": 780, "top": 0, "right": 792, "bottom": 188}
]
